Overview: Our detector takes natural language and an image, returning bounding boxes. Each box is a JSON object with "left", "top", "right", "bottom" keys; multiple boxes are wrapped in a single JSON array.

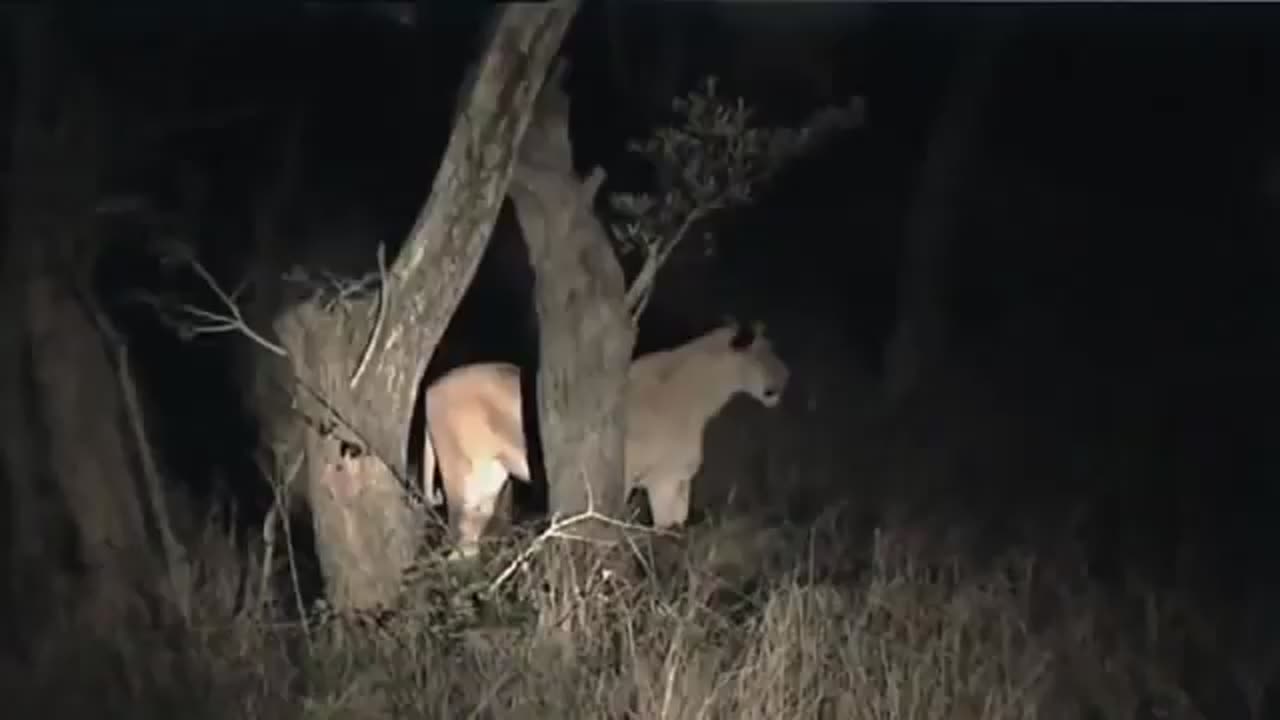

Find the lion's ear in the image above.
[{"left": 752, "top": 320, "right": 767, "bottom": 339}]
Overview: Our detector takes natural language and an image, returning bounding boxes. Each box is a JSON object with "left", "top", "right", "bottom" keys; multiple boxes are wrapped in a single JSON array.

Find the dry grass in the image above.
[
  {"left": 5, "top": 357, "right": 1277, "bottom": 719},
  {"left": 3, "top": 487, "right": 1274, "bottom": 720}
]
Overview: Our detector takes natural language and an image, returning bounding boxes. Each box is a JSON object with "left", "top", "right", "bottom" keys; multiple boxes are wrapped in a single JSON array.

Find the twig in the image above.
[
  {"left": 486, "top": 508, "right": 672, "bottom": 596},
  {"left": 465, "top": 671, "right": 516, "bottom": 720},
  {"left": 660, "top": 617, "right": 687, "bottom": 720},
  {"left": 85, "top": 291, "right": 190, "bottom": 621},
  {"left": 255, "top": 449, "right": 303, "bottom": 620},
  {"left": 349, "top": 241, "right": 388, "bottom": 389},
  {"left": 115, "top": 339, "right": 191, "bottom": 619},
  {"left": 259, "top": 500, "right": 278, "bottom": 615},
  {"left": 184, "top": 256, "right": 287, "bottom": 354},
  {"left": 624, "top": 203, "right": 717, "bottom": 323},
  {"left": 282, "top": 265, "right": 380, "bottom": 313},
  {"left": 271, "top": 450, "right": 312, "bottom": 650},
  {"left": 486, "top": 510, "right": 599, "bottom": 594},
  {"left": 149, "top": 250, "right": 288, "bottom": 356}
]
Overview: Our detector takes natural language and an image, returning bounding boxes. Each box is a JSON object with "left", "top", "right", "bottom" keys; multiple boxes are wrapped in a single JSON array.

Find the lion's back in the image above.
[{"left": 426, "top": 362, "right": 523, "bottom": 452}]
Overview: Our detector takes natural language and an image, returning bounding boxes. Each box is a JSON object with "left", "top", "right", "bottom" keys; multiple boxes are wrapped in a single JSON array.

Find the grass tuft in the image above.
[{"left": 5, "top": 494, "right": 1274, "bottom": 720}]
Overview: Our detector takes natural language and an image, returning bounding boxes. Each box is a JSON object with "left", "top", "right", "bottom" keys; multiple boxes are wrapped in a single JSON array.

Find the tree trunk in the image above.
[
  {"left": 262, "top": 2, "right": 584, "bottom": 610},
  {"left": 882, "top": 12, "right": 1015, "bottom": 401},
  {"left": 8, "top": 9, "right": 158, "bottom": 624},
  {"left": 0, "top": 184, "right": 47, "bottom": 655},
  {"left": 508, "top": 63, "right": 633, "bottom": 551},
  {"left": 27, "top": 257, "right": 156, "bottom": 620}
]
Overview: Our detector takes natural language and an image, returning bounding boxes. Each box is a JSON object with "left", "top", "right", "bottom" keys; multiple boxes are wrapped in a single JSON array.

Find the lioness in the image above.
[{"left": 422, "top": 319, "right": 790, "bottom": 559}]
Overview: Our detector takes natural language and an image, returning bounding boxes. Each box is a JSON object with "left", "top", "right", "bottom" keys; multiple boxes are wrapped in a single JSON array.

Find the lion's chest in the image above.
[{"left": 625, "top": 403, "right": 706, "bottom": 482}]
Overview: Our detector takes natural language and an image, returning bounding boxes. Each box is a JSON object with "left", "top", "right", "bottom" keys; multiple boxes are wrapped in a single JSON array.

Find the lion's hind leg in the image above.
[
  {"left": 645, "top": 471, "right": 694, "bottom": 530},
  {"left": 446, "top": 458, "right": 511, "bottom": 561}
]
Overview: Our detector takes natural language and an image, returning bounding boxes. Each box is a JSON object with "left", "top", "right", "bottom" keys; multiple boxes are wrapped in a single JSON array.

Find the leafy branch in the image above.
[{"left": 610, "top": 76, "right": 865, "bottom": 322}]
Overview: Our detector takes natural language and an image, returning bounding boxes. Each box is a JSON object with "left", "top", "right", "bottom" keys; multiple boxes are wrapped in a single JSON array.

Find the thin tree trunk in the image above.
[
  {"left": 9, "top": 8, "right": 158, "bottom": 624},
  {"left": 882, "top": 11, "right": 1016, "bottom": 401},
  {"left": 0, "top": 222, "right": 47, "bottom": 653},
  {"left": 508, "top": 62, "right": 633, "bottom": 551},
  {"left": 2, "top": 9, "right": 68, "bottom": 648},
  {"left": 258, "top": 2, "right": 584, "bottom": 610},
  {"left": 28, "top": 261, "right": 155, "bottom": 616}
]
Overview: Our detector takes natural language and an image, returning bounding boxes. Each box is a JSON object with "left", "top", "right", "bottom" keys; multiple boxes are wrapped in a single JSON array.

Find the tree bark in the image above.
[
  {"left": 261, "top": 2, "right": 584, "bottom": 610},
  {"left": 7, "top": 9, "right": 158, "bottom": 624},
  {"left": 0, "top": 150, "right": 46, "bottom": 656},
  {"left": 508, "top": 63, "right": 633, "bottom": 550},
  {"left": 882, "top": 11, "right": 1016, "bottom": 401}
]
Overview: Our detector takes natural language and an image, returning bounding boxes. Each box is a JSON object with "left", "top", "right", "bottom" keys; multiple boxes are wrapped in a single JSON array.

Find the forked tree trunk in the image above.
[
  {"left": 7, "top": 9, "right": 158, "bottom": 623},
  {"left": 261, "top": 2, "right": 584, "bottom": 610},
  {"left": 508, "top": 63, "right": 633, "bottom": 548}
]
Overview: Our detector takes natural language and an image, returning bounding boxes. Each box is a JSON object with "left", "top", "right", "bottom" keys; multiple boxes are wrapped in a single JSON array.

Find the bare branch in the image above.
[
  {"left": 279, "top": 267, "right": 381, "bottom": 319},
  {"left": 485, "top": 508, "right": 674, "bottom": 596},
  {"left": 255, "top": 449, "right": 311, "bottom": 649},
  {"left": 84, "top": 293, "right": 190, "bottom": 621},
  {"left": 625, "top": 204, "right": 711, "bottom": 321},
  {"left": 147, "top": 247, "right": 288, "bottom": 356}
]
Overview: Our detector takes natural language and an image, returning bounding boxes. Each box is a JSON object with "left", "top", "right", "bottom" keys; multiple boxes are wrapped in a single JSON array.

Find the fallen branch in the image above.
[{"left": 486, "top": 508, "right": 675, "bottom": 596}]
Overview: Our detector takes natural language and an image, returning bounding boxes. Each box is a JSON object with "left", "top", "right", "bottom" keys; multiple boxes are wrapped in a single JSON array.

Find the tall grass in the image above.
[
  {"left": 4, "top": 489, "right": 1273, "bottom": 720},
  {"left": 6, "top": 353, "right": 1277, "bottom": 719}
]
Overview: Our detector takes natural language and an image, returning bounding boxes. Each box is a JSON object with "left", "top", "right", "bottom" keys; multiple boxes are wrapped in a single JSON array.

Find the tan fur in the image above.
[
  {"left": 421, "top": 362, "right": 529, "bottom": 560},
  {"left": 422, "top": 319, "right": 790, "bottom": 559}
]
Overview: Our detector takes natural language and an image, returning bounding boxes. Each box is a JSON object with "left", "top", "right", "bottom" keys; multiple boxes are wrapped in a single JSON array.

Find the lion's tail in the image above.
[{"left": 422, "top": 430, "right": 445, "bottom": 507}]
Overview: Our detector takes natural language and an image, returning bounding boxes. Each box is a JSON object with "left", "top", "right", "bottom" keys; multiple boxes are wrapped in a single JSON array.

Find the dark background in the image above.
[{"left": 9, "top": 2, "right": 1280, "bottom": 611}]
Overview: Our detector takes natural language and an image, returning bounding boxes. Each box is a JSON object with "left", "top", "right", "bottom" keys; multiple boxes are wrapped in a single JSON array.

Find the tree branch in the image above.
[
  {"left": 348, "top": 241, "right": 387, "bottom": 389},
  {"left": 625, "top": 204, "right": 713, "bottom": 322},
  {"left": 612, "top": 79, "right": 863, "bottom": 326},
  {"left": 140, "top": 249, "right": 287, "bottom": 356}
]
